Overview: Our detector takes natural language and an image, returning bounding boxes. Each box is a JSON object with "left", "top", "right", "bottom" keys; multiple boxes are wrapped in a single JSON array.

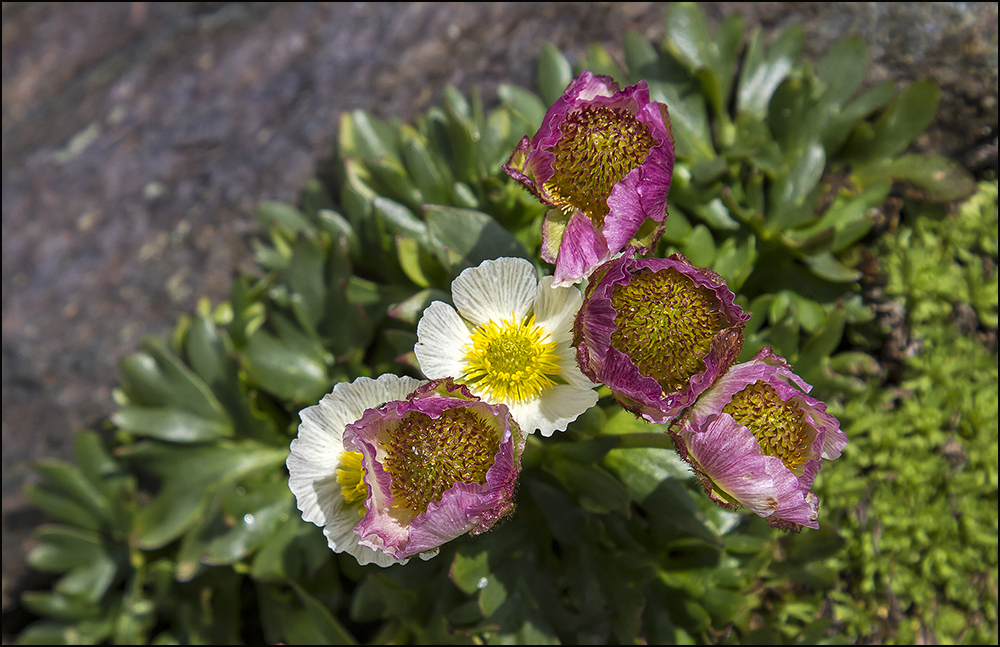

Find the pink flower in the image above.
[
  {"left": 504, "top": 71, "right": 674, "bottom": 286},
  {"left": 670, "top": 348, "right": 849, "bottom": 530},
  {"left": 573, "top": 249, "right": 749, "bottom": 422},
  {"left": 343, "top": 378, "right": 523, "bottom": 561}
]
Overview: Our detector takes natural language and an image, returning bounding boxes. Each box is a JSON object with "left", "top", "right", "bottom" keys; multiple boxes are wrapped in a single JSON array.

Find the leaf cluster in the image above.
[{"left": 14, "top": 4, "right": 988, "bottom": 645}]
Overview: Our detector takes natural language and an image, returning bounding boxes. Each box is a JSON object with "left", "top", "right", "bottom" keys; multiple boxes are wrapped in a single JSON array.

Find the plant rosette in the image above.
[
  {"left": 504, "top": 70, "right": 675, "bottom": 286},
  {"left": 670, "top": 347, "right": 849, "bottom": 530},
  {"left": 574, "top": 248, "right": 749, "bottom": 422},
  {"left": 288, "top": 375, "right": 523, "bottom": 565},
  {"left": 415, "top": 257, "right": 599, "bottom": 437}
]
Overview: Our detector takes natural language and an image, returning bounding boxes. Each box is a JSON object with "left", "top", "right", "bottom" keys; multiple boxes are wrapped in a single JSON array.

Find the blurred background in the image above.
[{"left": 2, "top": 2, "right": 997, "bottom": 639}]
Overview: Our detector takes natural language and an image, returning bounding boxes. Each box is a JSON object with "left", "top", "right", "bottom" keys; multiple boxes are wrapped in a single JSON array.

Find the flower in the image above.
[
  {"left": 345, "top": 378, "right": 523, "bottom": 561},
  {"left": 414, "top": 257, "right": 599, "bottom": 436},
  {"left": 288, "top": 375, "right": 523, "bottom": 565},
  {"left": 503, "top": 70, "right": 674, "bottom": 287},
  {"left": 288, "top": 374, "right": 424, "bottom": 567},
  {"left": 669, "top": 347, "right": 849, "bottom": 530},
  {"left": 573, "top": 249, "right": 749, "bottom": 422}
]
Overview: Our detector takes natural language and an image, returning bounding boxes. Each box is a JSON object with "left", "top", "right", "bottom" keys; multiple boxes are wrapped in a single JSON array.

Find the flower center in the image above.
[
  {"left": 610, "top": 268, "right": 722, "bottom": 395},
  {"left": 380, "top": 407, "right": 501, "bottom": 516},
  {"left": 723, "top": 381, "right": 816, "bottom": 475},
  {"left": 336, "top": 451, "right": 368, "bottom": 516},
  {"left": 462, "top": 314, "right": 561, "bottom": 402},
  {"left": 543, "top": 105, "right": 656, "bottom": 226}
]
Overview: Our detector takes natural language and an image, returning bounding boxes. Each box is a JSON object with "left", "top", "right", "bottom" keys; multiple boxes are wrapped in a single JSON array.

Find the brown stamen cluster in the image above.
[
  {"left": 381, "top": 407, "right": 500, "bottom": 516},
  {"left": 610, "top": 268, "right": 722, "bottom": 395},
  {"left": 543, "top": 105, "right": 656, "bottom": 226}
]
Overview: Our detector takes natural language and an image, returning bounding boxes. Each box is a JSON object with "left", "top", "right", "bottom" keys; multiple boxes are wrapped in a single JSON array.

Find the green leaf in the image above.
[
  {"left": 665, "top": 2, "right": 714, "bottom": 74},
  {"left": 803, "top": 251, "right": 862, "bottom": 283},
  {"left": 822, "top": 79, "right": 895, "bottom": 155},
  {"left": 681, "top": 224, "right": 717, "bottom": 268},
  {"left": 242, "top": 328, "right": 329, "bottom": 404},
  {"left": 387, "top": 288, "right": 451, "bottom": 325},
  {"left": 201, "top": 480, "right": 293, "bottom": 566},
  {"left": 583, "top": 43, "right": 624, "bottom": 83},
  {"left": 24, "top": 484, "right": 103, "bottom": 532},
  {"left": 256, "top": 201, "right": 314, "bottom": 235},
  {"left": 31, "top": 461, "right": 112, "bottom": 526},
  {"left": 738, "top": 26, "right": 805, "bottom": 118},
  {"left": 339, "top": 110, "right": 398, "bottom": 161},
  {"left": 624, "top": 30, "right": 660, "bottom": 83},
  {"left": 867, "top": 153, "right": 977, "bottom": 202},
  {"left": 27, "top": 526, "right": 119, "bottom": 603},
  {"left": 712, "top": 234, "right": 757, "bottom": 292},
  {"left": 112, "top": 407, "right": 232, "bottom": 443},
  {"left": 537, "top": 42, "right": 573, "bottom": 106},
  {"left": 450, "top": 546, "right": 492, "bottom": 595},
  {"left": 122, "top": 440, "right": 287, "bottom": 550},
  {"left": 424, "top": 205, "right": 530, "bottom": 274},
  {"left": 849, "top": 79, "right": 940, "bottom": 162},
  {"left": 648, "top": 81, "right": 715, "bottom": 162},
  {"left": 769, "top": 140, "right": 826, "bottom": 231},
  {"left": 399, "top": 125, "right": 452, "bottom": 206},
  {"left": 118, "top": 338, "right": 230, "bottom": 425},
  {"left": 289, "top": 580, "right": 358, "bottom": 645},
  {"left": 498, "top": 84, "right": 547, "bottom": 133},
  {"left": 546, "top": 456, "right": 632, "bottom": 517},
  {"left": 817, "top": 36, "right": 867, "bottom": 109}
]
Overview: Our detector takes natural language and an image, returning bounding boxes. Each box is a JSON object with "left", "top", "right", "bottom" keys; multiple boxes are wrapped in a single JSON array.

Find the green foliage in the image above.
[
  {"left": 15, "top": 3, "right": 991, "bottom": 645},
  {"left": 812, "top": 180, "right": 999, "bottom": 644}
]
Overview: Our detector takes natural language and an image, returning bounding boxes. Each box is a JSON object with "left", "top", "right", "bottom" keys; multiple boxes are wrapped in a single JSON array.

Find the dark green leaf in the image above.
[
  {"left": 111, "top": 407, "right": 232, "bottom": 443},
  {"left": 424, "top": 205, "right": 529, "bottom": 274},
  {"left": 242, "top": 328, "right": 329, "bottom": 404},
  {"left": 498, "top": 84, "right": 547, "bottom": 133},
  {"left": 118, "top": 338, "right": 229, "bottom": 424}
]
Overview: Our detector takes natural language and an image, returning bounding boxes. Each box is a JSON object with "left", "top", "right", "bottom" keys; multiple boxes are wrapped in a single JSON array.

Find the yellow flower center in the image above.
[
  {"left": 336, "top": 451, "right": 368, "bottom": 516},
  {"left": 462, "top": 314, "right": 561, "bottom": 402},
  {"left": 722, "top": 381, "right": 816, "bottom": 476}
]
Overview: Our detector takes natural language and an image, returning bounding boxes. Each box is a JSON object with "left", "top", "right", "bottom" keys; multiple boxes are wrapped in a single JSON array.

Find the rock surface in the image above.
[{"left": 2, "top": 1, "right": 996, "bottom": 634}]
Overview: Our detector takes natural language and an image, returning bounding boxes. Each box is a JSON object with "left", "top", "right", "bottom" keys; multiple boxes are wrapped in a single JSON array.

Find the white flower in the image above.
[
  {"left": 287, "top": 373, "right": 425, "bottom": 567},
  {"left": 414, "top": 257, "right": 599, "bottom": 436}
]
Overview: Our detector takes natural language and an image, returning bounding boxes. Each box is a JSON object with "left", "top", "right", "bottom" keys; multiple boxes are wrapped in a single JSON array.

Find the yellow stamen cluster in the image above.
[
  {"left": 543, "top": 105, "right": 656, "bottom": 226},
  {"left": 381, "top": 408, "right": 500, "bottom": 516},
  {"left": 336, "top": 451, "right": 369, "bottom": 516},
  {"left": 462, "top": 314, "right": 561, "bottom": 403},
  {"left": 610, "top": 268, "right": 722, "bottom": 395},
  {"left": 723, "top": 381, "right": 815, "bottom": 475}
]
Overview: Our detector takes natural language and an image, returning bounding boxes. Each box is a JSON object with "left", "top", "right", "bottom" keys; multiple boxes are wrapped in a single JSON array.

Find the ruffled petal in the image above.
[
  {"left": 682, "top": 414, "right": 819, "bottom": 529},
  {"left": 507, "top": 383, "right": 599, "bottom": 437}
]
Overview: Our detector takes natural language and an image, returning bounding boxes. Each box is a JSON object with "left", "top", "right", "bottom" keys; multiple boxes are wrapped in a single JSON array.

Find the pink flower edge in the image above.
[
  {"left": 343, "top": 379, "right": 523, "bottom": 561},
  {"left": 574, "top": 249, "right": 749, "bottom": 423}
]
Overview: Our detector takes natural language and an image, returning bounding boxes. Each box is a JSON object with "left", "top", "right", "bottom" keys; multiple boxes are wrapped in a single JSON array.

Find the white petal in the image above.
[
  {"left": 557, "top": 347, "right": 598, "bottom": 390},
  {"left": 297, "top": 375, "right": 424, "bottom": 466},
  {"left": 415, "top": 301, "right": 472, "bottom": 379},
  {"left": 534, "top": 275, "right": 583, "bottom": 344},
  {"left": 508, "top": 384, "right": 599, "bottom": 437},
  {"left": 452, "top": 257, "right": 537, "bottom": 325}
]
